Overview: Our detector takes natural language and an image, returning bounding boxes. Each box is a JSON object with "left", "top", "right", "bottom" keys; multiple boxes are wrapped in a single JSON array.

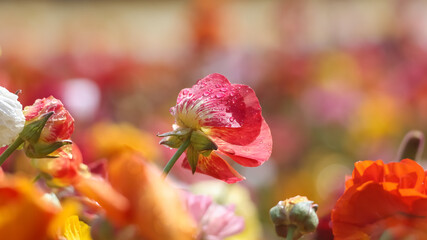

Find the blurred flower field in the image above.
[{"left": 1, "top": 0, "right": 427, "bottom": 239}]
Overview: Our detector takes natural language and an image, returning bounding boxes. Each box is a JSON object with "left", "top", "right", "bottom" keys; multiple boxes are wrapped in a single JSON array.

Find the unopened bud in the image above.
[
  {"left": 396, "top": 130, "right": 424, "bottom": 162},
  {"left": 158, "top": 128, "right": 191, "bottom": 149},
  {"left": 159, "top": 136, "right": 183, "bottom": 149},
  {"left": 270, "top": 196, "right": 319, "bottom": 239}
]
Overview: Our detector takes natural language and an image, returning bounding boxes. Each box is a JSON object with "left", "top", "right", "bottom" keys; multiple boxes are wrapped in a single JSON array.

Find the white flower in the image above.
[{"left": 0, "top": 87, "right": 25, "bottom": 147}]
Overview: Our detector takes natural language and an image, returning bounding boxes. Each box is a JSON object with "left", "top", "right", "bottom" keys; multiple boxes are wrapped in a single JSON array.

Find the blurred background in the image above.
[{"left": 2, "top": 0, "right": 427, "bottom": 239}]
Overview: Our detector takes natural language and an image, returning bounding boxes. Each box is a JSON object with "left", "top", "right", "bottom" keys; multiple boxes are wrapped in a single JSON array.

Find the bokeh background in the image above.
[{"left": 2, "top": 0, "right": 427, "bottom": 239}]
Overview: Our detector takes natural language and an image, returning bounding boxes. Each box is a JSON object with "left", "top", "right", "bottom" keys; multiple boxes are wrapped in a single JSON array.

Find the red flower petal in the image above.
[
  {"left": 182, "top": 152, "right": 244, "bottom": 184},
  {"left": 171, "top": 73, "right": 263, "bottom": 144},
  {"left": 211, "top": 119, "right": 272, "bottom": 167}
]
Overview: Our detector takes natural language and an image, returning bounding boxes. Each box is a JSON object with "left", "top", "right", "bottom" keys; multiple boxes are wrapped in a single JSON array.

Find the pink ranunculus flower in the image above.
[
  {"left": 23, "top": 96, "right": 74, "bottom": 143},
  {"left": 185, "top": 193, "right": 244, "bottom": 240},
  {"left": 160, "top": 73, "right": 272, "bottom": 183}
]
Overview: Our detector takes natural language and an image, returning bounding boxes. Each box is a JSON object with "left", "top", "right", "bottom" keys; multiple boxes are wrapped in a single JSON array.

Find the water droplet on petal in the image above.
[
  {"left": 203, "top": 91, "right": 209, "bottom": 97},
  {"left": 229, "top": 117, "right": 235, "bottom": 122},
  {"left": 220, "top": 87, "right": 227, "bottom": 92},
  {"left": 215, "top": 92, "right": 225, "bottom": 98},
  {"left": 221, "top": 147, "right": 236, "bottom": 155}
]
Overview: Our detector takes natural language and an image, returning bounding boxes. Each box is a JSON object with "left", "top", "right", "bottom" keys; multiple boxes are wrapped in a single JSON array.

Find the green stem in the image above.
[
  {"left": 33, "top": 173, "right": 41, "bottom": 183},
  {"left": 163, "top": 137, "right": 191, "bottom": 177},
  {"left": 0, "top": 137, "right": 24, "bottom": 166},
  {"left": 286, "top": 225, "right": 296, "bottom": 240}
]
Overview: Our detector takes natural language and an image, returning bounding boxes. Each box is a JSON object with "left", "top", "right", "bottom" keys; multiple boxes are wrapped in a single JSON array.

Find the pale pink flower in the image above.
[{"left": 185, "top": 193, "right": 245, "bottom": 240}]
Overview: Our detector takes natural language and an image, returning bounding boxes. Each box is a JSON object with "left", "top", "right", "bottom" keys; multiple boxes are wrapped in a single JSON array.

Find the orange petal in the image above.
[
  {"left": 108, "top": 152, "right": 196, "bottom": 240},
  {"left": 74, "top": 177, "right": 129, "bottom": 226}
]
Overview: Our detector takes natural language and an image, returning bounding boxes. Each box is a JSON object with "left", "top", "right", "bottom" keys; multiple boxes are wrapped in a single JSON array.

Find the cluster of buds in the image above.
[{"left": 270, "top": 196, "right": 319, "bottom": 240}]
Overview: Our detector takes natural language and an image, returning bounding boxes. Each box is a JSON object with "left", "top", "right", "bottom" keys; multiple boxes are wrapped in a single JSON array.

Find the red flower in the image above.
[
  {"left": 162, "top": 73, "right": 272, "bottom": 183},
  {"left": 23, "top": 96, "right": 74, "bottom": 143},
  {"left": 332, "top": 159, "right": 427, "bottom": 239}
]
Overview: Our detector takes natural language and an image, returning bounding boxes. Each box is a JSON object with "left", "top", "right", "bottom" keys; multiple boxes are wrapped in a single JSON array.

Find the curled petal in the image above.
[
  {"left": 182, "top": 152, "right": 244, "bottom": 184},
  {"left": 347, "top": 160, "right": 385, "bottom": 189},
  {"left": 332, "top": 182, "right": 409, "bottom": 239},
  {"left": 107, "top": 152, "right": 196, "bottom": 239},
  {"left": 211, "top": 119, "right": 272, "bottom": 167},
  {"left": 386, "top": 159, "right": 426, "bottom": 191},
  {"left": 74, "top": 177, "right": 129, "bottom": 226}
]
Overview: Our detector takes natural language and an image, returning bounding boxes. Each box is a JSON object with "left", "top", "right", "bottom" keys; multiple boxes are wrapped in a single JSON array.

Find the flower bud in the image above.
[
  {"left": 159, "top": 135, "right": 183, "bottom": 149},
  {"left": 396, "top": 130, "right": 424, "bottom": 162},
  {"left": 158, "top": 128, "right": 191, "bottom": 149},
  {"left": 270, "top": 196, "right": 319, "bottom": 239},
  {"left": 23, "top": 96, "right": 74, "bottom": 143},
  {"left": 21, "top": 96, "right": 74, "bottom": 158},
  {"left": 0, "top": 86, "right": 25, "bottom": 147}
]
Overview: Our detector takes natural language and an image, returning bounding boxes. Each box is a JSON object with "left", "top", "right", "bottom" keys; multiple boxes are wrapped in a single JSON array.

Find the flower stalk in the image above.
[
  {"left": 0, "top": 137, "right": 24, "bottom": 166},
  {"left": 286, "top": 225, "right": 295, "bottom": 240},
  {"left": 162, "top": 136, "right": 191, "bottom": 177}
]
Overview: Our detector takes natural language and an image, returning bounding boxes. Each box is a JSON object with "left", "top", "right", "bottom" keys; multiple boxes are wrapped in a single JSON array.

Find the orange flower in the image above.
[
  {"left": 0, "top": 176, "right": 60, "bottom": 240},
  {"left": 75, "top": 152, "right": 196, "bottom": 240},
  {"left": 332, "top": 159, "right": 427, "bottom": 239}
]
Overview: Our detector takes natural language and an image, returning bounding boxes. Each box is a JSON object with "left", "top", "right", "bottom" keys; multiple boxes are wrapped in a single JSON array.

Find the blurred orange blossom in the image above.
[
  {"left": 75, "top": 151, "right": 196, "bottom": 240},
  {"left": 0, "top": 176, "right": 60, "bottom": 240}
]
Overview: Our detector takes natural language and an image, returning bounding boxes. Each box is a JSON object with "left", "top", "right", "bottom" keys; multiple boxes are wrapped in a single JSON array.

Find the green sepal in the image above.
[
  {"left": 24, "top": 140, "right": 72, "bottom": 158},
  {"left": 190, "top": 130, "right": 217, "bottom": 152},
  {"left": 157, "top": 128, "right": 191, "bottom": 137},
  {"left": 200, "top": 150, "right": 214, "bottom": 157},
  {"left": 269, "top": 204, "right": 287, "bottom": 225},
  {"left": 19, "top": 111, "right": 54, "bottom": 144},
  {"left": 289, "top": 201, "right": 319, "bottom": 233},
  {"left": 159, "top": 136, "right": 183, "bottom": 149},
  {"left": 186, "top": 146, "right": 199, "bottom": 174}
]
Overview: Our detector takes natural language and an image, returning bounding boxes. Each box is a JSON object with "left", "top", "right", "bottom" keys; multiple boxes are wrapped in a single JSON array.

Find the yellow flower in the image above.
[
  {"left": 350, "top": 93, "right": 401, "bottom": 140},
  {"left": 62, "top": 215, "right": 92, "bottom": 240}
]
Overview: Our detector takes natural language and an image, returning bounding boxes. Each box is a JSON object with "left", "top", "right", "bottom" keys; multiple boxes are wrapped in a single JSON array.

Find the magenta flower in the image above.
[
  {"left": 160, "top": 73, "right": 272, "bottom": 183},
  {"left": 185, "top": 193, "right": 244, "bottom": 240}
]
